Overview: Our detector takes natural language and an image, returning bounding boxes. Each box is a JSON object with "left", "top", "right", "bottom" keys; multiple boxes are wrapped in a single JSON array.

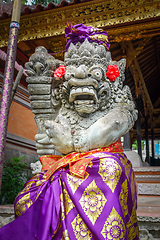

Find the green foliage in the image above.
[
  {"left": 22, "top": 0, "right": 66, "bottom": 6},
  {"left": 2, "top": 0, "right": 64, "bottom": 5},
  {"left": 132, "top": 140, "right": 138, "bottom": 150},
  {"left": 142, "top": 140, "right": 145, "bottom": 150},
  {"left": 2, "top": 0, "right": 72, "bottom": 6},
  {"left": 132, "top": 140, "right": 145, "bottom": 150},
  {"left": 0, "top": 156, "right": 30, "bottom": 205}
]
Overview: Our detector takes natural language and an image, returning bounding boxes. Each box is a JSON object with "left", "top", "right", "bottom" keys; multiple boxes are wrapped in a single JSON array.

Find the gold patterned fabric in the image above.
[
  {"left": 12, "top": 146, "right": 139, "bottom": 240},
  {"left": 79, "top": 180, "right": 107, "bottom": 225},
  {"left": 101, "top": 207, "right": 126, "bottom": 239}
]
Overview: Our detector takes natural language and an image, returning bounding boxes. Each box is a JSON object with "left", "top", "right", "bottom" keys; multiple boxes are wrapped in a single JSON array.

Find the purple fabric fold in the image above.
[
  {"left": 0, "top": 187, "right": 44, "bottom": 240},
  {"left": 36, "top": 176, "right": 61, "bottom": 240},
  {"left": 0, "top": 172, "right": 61, "bottom": 240},
  {"left": 0, "top": 152, "right": 139, "bottom": 240}
]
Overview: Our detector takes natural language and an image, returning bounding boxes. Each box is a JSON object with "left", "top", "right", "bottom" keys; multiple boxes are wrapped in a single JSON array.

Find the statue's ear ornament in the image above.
[{"left": 106, "top": 64, "right": 120, "bottom": 82}]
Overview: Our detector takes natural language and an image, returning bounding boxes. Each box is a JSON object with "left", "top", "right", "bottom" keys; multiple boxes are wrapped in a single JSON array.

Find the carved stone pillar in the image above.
[
  {"left": 123, "top": 132, "right": 131, "bottom": 150},
  {"left": 151, "top": 128, "right": 155, "bottom": 165},
  {"left": 145, "top": 117, "right": 150, "bottom": 164},
  {"left": 136, "top": 97, "right": 142, "bottom": 159}
]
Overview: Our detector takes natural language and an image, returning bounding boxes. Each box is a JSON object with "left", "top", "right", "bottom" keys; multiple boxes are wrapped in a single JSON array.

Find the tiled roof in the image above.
[{"left": 0, "top": 0, "right": 93, "bottom": 20}]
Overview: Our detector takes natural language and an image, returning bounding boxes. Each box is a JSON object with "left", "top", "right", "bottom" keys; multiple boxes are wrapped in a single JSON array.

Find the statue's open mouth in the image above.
[{"left": 69, "top": 86, "right": 98, "bottom": 104}]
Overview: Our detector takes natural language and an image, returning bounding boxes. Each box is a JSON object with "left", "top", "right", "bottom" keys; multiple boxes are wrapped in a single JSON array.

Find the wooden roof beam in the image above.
[
  {"left": 126, "top": 38, "right": 152, "bottom": 67},
  {"left": 153, "top": 108, "right": 160, "bottom": 114},
  {"left": 127, "top": 41, "right": 154, "bottom": 113},
  {"left": 154, "top": 97, "right": 160, "bottom": 108},
  {"left": 16, "top": 48, "right": 29, "bottom": 63},
  {"left": 25, "top": 41, "right": 37, "bottom": 53},
  {"left": 154, "top": 37, "right": 160, "bottom": 74},
  {"left": 151, "top": 115, "right": 160, "bottom": 128}
]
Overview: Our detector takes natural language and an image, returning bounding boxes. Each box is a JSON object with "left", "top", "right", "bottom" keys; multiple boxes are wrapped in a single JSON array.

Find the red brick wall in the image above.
[{"left": 7, "top": 101, "right": 37, "bottom": 141}]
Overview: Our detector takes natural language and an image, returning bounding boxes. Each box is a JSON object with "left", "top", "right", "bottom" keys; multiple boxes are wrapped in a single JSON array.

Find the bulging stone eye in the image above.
[
  {"left": 95, "top": 71, "right": 101, "bottom": 77},
  {"left": 65, "top": 72, "right": 71, "bottom": 80},
  {"left": 91, "top": 69, "right": 102, "bottom": 80}
]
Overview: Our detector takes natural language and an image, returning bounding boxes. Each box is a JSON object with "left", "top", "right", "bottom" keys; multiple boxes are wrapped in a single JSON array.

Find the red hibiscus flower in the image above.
[
  {"left": 54, "top": 65, "right": 66, "bottom": 78},
  {"left": 106, "top": 65, "right": 120, "bottom": 81}
]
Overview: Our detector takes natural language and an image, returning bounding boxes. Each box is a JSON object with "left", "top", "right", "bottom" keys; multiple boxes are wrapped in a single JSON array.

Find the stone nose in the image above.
[{"left": 74, "top": 65, "right": 88, "bottom": 79}]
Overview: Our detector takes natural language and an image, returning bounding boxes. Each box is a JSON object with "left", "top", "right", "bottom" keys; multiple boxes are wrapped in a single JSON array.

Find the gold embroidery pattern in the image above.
[
  {"left": 18, "top": 175, "right": 45, "bottom": 195},
  {"left": 67, "top": 173, "right": 88, "bottom": 194},
  {"left": 101, "top": 207, "right": 126, "bottom": 240},
  {"left": 131, "top": 203, "right": 138, "bottom": 225},
  {"left": 119, "top": 180, "right": 128, "bottom": 217},
  {"left": 130, "top": 171, "right": 136, "bottom": 202},
  {"left": 126, "top": 219, "right": 136, "bottom": 239},
  {"left": 88, "top": 160, "right": 93, "bottom": 168},
  {"left": 36, "top": 180, "right": 44, "bottom": 187},
  {"left": 126, "top": 204, "right": 138, "bottom": 239},
  {"left": 18, "top": 181, "right": 34, "bottom": 195},
  {"left": 119, "top": 155, "right": 131, "bottom": 181},
  {"left": 60, "top": 192, "right": 65, "bottom": 221},
  {"left": 50, "top": 175, "right": 55, "bottom": 182},
  {"left": 71, "top": 214, "right": 92, "bottom": 240},
  {"left": 98, "top": 158, "right": 122, "bottom": 193},
  {"left": 14, "top": 174, "right": 46, "bottom": 217},
  {"left": 63, "top": 188, "right": 74, "bottom": 215},
  {"left": 93, "top": 152, "right": 109, "bottom": 158},
  {"left": 79, "top": 180, "right": 107, "bottom": 225},
  {"left": 15, "top": 193, "right": 33, "bottom": 217},
  {"left": 135, "top": 226, "right": 139, "bottom": 237},
  {"left": 60, "top": 230, "right": 70, "bottom": 240},
  {"left": 20, "top": 175, "right": 45, "bottom": 196}
]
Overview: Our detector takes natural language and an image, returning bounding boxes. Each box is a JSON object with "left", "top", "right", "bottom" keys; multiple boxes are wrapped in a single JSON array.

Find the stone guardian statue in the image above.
[{"left": 0, "top": 23, "right": 139, "bottom": 240}]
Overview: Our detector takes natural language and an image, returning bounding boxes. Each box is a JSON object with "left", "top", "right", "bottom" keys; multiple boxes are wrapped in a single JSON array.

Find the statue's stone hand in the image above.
[
  {"left": 45, "top": 115, "right": 74, "bottom": 154},
  {"left": 73, "top": 130, "right": 89, "bottom": 152},
  {"left": 35, "top": 133, "right": 55, "bottom": 155},
  {"left": 30, "top": 161, "right": 42, "bottom": 174}
]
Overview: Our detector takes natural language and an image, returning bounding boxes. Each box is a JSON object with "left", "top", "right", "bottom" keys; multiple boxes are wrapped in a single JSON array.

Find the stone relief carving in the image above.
[
  {"left": 138, "top": 183, "right": 160, "bottom": 195},
  {"left": 133, "top": 167, "right": 160, "bottom": 172},
  {"left": 30, "top": 161, "right": 42, "bottom": 175},
  {"left": 138, "top": 216, "right": 160, "bottom": 236},
  {"left": 138, "top": 216, "right": 160, "bottom": 223},
  {"left": 135, "top": 175, "right": 160, "bottom": 181},
  {"left": 138, "top": 217, "right": 160, "bottom": 239},
  {"left": 25, "top": 39, "right": 137, "bottom": 156},
  {"left": 139, "top": 229, "right": 157, "bottom": 240}
]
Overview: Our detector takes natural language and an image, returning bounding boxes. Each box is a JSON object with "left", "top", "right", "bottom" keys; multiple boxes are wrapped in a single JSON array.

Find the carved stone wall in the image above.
[
  {"left": 138, "top": 183, "right": 160, "bottom": 195},
  {"left": 135, "top": 167, "right": 160, "bottom": 239}
]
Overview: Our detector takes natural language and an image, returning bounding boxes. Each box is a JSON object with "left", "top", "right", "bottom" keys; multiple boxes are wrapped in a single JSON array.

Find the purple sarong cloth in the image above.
[{"left": 0, "top": 152, "right": 139, "bottom": 240}]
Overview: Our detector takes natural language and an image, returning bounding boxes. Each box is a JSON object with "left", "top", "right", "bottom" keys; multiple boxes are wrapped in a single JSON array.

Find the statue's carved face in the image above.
[{"left": 63, "top": 64, "right": 111, "bottom": 117}]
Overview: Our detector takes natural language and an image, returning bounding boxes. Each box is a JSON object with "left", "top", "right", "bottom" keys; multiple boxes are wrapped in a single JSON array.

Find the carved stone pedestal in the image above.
[
  {"left": 0, "top": 205, "right": 14, "bottom": 228},
  {"left": 134, "top": 167, "right": 160, "bottom": 239}
]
